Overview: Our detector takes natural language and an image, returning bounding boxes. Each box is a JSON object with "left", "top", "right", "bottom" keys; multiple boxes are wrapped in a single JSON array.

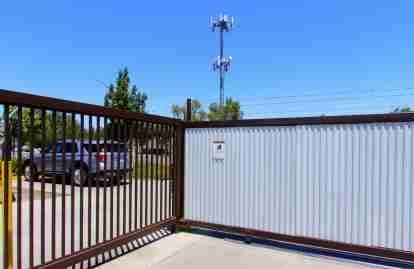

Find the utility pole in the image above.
[{"left": 210, "top": 14, "right": 234, "bottom": 108}]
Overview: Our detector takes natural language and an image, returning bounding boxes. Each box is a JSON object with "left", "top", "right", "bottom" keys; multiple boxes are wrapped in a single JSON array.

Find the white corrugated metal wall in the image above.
[{"left": 184, "top": 122, "right": 414, "bottom": 252}]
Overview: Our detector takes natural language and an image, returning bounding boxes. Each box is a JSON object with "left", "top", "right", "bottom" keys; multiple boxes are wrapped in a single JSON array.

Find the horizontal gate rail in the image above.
[
  {"left": 0, "top": 89, "right": 182, "bottom": 126},
  {"left": 180, "top": 220, "right": 414, "bottom": 267},
  {"left": 184, "top": 112, "right": 414, "bottom": 128},
  {"left": 36, "top": 218, "right": 176, "bottom": 269}
]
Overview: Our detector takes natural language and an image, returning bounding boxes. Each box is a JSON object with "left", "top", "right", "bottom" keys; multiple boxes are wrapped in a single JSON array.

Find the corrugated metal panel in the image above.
[{"left": 184, "top": 122, "right": 414, "bottom": 252}]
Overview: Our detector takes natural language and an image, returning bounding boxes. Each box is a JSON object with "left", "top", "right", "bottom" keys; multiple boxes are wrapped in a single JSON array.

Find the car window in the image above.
[
  {"left": 83, "top": 144, "right": 99, "bottom": 153},
  {"left": 101, "top": 144, "right": 126, "bottom": 152},
  {"left": 66, "top": 143, "right": 78, "bottom": 153},
  {"left": 56, "top": 143, "right": 63, "bottom": 153},
  {"left": 47, "top": 143, "right": 78, "bottom": 153}
]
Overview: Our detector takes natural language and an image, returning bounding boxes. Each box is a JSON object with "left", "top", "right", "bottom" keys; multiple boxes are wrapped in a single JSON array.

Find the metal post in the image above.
[
  {"left": 219, "top": 29, "right": 224, "bottom": 107},
  {"left": 186, "top": 98, "right": 192, "bottom": 122},
  {"left": 210, "top": 14, "right": 234, "bottom": 108},
  {"left": 173, "top": 98, "right": 189, "bottom": 227},
  {"left": 174, "top": 125, "right": 185, "bottom": 222}
]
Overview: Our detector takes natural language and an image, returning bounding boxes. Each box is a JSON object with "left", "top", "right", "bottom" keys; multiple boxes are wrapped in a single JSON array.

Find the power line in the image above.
[
  {"left": 242, "top": 105, "right": 393, "bottom": 117},
  {"left": 240, "top": 87, "right": 414, "bottom": 103},
  {"left": 197, "top": 86, "right": 414, "bottom": 105},
  {"left": 150, "top": 87, "right": 414, "bottom": 118},
  {"left": 243, "top": 99, "right": 409, "bottom": 114},
  {"left": 240, "top": 92, "right": 414, "bottom": 107}
]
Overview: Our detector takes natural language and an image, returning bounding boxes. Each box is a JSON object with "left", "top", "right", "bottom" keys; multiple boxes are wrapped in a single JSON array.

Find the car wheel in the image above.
[
  {"left": 72, "top": 166, "right": 87, "bottom": 186},
  {"left": 23, "top": 163, "right": 38, "bottom": 181}
]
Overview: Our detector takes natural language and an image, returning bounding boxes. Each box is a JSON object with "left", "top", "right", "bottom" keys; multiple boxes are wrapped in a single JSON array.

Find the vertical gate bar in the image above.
[
  {"left": 174, "top": 125, "right": 178, "bottom": 219},
  {"left": 139, "top": 122, "right": 144, "bottom": 229},
  {"left": 70, "top": 112, "right": 76, "bottom": 269},
  {"left": 164, "top": 125, "right": 168, "bottom": 219},
  {"left": 144, "top": 122, "right": 149, "bottom": 227},
  {"left": 123, "top": 122, "right": 127, "bottom": 235},
  {"left": 2, "top": 105, "right": 11, "bottom": 269},
  {"left": 171, "top": 125, "right": 174, "bottom": 220},
  {"left": 87, "top": 115, "right": 93, "bottom": 267},
  {"left": 95, "top": 116, "right": 101, "bottom": 265},
  {"left": 61, "top": 112, "right": 67, "bottom": 258},
  {"left": 128, "top": 122, "right": 133, "bottom": 232},
  {"left": 163, "top": 125, "right": 168, "bottom": 220},
  {"left": 116, "top": 119, "right": 121, "bottom": 237},
  {"left": 40, "top": 109, "right": 46, "bottom": 265},
  {"left": 164, "top": 124, "right": 168, "bottom": 220},
  {"left": 165, "top": 125, "right": 173, "bottom": 218},
  {"left": 29, "top": 107, "right": 34, "bottom": 269},
  {"left": 163, "top": 125, "right": 167, "bottom": 220},
  {"left": 17, "top": 106, "right": 22, "bottom": 269},
  {"left": 102, "top": 117, "right": 108, "bottom": 262},
  {"left": 160, "top": 125, "right": 164, "bottom": 221},
  {"left": 110, "top": 118, "right": 115, "bottom": 240},
  {"left": 134, "top": 121, "right": 139, "bottom": 230},
  {"left": 51, "top": 110, "right": 57, "bottom": 260},
  {"left": 155, "top": 124, "right": 159, "bottom": 223},
  {"left": 167, "top": 125, "right": 171, "bottom": 219},
  {"left": 150, "top": 123, "right": 154, "bottom": 224},
  {"left": 169, "top": 125, "right": 173, "bottom": 218},
  {"left": 79, "top": 114, "right": 84, "bottom": 269}
]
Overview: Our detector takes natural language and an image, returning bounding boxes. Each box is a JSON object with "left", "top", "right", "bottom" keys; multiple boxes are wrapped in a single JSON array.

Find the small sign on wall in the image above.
[{"left": 212, "top": 140, "right": 225, "bottom": 160}]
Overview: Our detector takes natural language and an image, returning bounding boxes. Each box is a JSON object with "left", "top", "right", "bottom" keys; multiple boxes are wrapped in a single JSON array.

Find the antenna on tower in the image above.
[{"left": 210, "top": 13, "right": 234, "bottom": 108}]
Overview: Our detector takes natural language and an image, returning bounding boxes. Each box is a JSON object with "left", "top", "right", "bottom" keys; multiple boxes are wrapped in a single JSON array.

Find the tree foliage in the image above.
[
  {"left": 21, "top": 109, "right": 83, "bottom": 147},
  {"left": 104, "top": 67, "right": 147, "bottom": 112},
  {"left": 0, "top": 107, "right": 83, "bottom": 148},
  {"left": 393, "top": 107, "right": 413, "bottom": 113},
  {"left": 104, "top": 67, "right": 148, "bottom": 141},
  {"left": 208, "top": 97, "right": 242, "bottom": 121},
  {"left": 171, "top": 97, "right": 242, "bottom": 121},
  {"left": 171, "top": 100, "right": 208, "bottom": 121}
]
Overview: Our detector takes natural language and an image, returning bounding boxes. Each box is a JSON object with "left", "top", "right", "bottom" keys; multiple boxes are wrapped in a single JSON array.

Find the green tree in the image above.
[
  {"left": 393, "top": 107, "right": 413, "bottom": 113},
  {"left": 172, "top": 98, "right": 242, "bottom": 121},
  {"left": 171, "top": 99, "right": 207, "bottom": 121},
  {"left": 104, "top": 67, "right": 147, "bottom": 112},
  {"left": 171, "top": 104, "right": 184, "bottom": 119},
  {"left": 104, "top": 67, "right": 147, "bottom": 141},
  {"left": 0, "top": 108, "right": 83, "bottom": 148},
  {"left": 208, "top": 97, "right": 243, "bottom": 121},
  {"left": 20, "top": 109, "right": 82, "bottom": 147}
]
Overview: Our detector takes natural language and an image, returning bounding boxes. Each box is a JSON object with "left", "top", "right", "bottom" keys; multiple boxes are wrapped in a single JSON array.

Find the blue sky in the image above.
[{"left": 1, "top": 0, "right": 414, "bottom": 118}]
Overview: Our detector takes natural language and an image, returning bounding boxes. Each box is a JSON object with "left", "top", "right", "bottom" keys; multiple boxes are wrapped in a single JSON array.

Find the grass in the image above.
[{"left": 133, "top": 164, "right": 172, "bottom": 180}]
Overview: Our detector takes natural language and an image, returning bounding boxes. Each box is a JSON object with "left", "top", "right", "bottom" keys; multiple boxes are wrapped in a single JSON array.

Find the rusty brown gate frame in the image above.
[
  {"left": 2, "top": 91, "right": 414, "bottom": 268},
  {"left": 0, "top": 89, "right": 185, "bottom": 269}
]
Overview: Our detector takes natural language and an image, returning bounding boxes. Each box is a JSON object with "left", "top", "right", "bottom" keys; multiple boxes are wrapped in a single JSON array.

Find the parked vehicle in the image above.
[{"left": 22, "top": 140, "right": 131, "bottom": 185}]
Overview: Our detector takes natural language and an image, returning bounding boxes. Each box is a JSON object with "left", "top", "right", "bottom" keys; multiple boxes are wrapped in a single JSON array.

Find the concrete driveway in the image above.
[
  {"left": 98, "top": 233, "right": 386, "bottom": 269},
  {"left": 0, "top": 178, "right": 172, "bottom": 269}
]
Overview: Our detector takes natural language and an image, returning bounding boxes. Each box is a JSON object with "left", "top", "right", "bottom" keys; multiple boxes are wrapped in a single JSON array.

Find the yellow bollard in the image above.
[{"left": 1, "top": 161, "right": 13, "bottom": 269}]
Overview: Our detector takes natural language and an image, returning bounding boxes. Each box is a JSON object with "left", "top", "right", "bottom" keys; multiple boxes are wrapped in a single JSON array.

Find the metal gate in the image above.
[
  {"left": 182, "top": 115, "right": 414, "bottom": 266},
  {"left": 0, "top": 89, "right": 184, "bottom": 269}
]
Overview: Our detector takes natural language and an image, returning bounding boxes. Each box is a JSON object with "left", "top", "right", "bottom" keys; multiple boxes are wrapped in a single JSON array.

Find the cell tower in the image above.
[{"left": 210, "top": 13, "right": 234, "bottom": 108}]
